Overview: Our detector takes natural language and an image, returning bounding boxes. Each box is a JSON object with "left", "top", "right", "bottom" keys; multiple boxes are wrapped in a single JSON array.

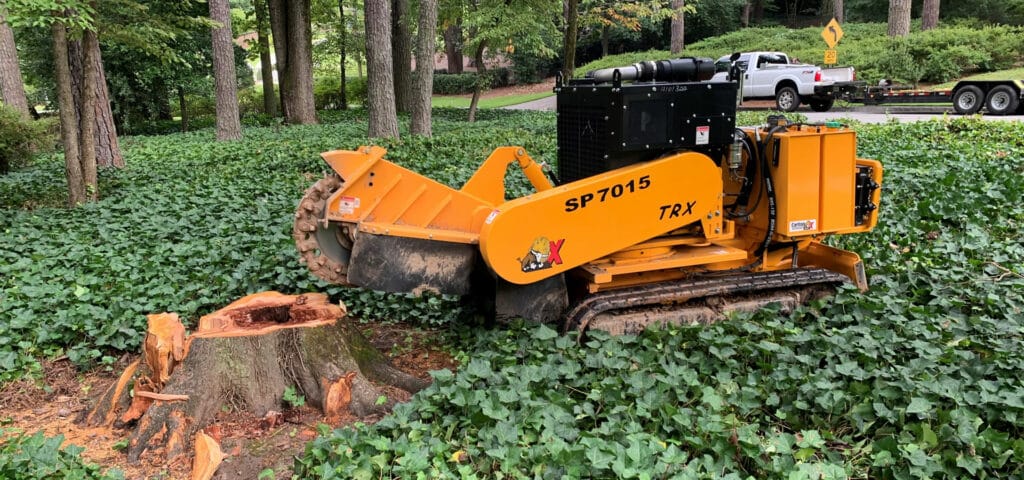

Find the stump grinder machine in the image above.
[{"left": 293, "top": 57, "right": 882, "bottom": 334}]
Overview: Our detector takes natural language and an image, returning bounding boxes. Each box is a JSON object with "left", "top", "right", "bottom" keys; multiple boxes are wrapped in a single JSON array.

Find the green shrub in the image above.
[
  {"left": 433, "top": 73, "right": 479, "bottom": 94},
  {"left": 0, "top": 106, "right": 56, "bottom": 175},
  {"left": 314, "top": 76, "right": 369, "bottom": 109},
  {"left": 0, "top": 429, "right": 123, "bottom": 479}
]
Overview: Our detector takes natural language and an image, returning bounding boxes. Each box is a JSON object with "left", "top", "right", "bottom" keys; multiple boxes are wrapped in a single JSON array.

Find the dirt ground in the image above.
[{"left": 0, "top": 322, "right": 457, "bottom": 480}]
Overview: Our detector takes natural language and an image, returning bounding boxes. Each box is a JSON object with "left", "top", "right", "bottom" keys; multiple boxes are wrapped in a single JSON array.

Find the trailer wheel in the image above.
[
  {"left": 984, "top": 85, "right": 1019, "bottom": 116},
  {"left": 775, "top": 86, "right": 800, "bottom": 112},
  {"left": 952, "top": 86, "right": 983, "bottom": 115},
  {"left": 809, "top": 98, "right": 834, "bottom": 112}
]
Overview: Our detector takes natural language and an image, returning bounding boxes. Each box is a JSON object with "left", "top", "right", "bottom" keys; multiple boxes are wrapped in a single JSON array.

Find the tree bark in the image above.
[
  {"left": 411, "top": 0, "right": 437, "bottom": 136},
  {"left": 339, "top": 0, "right": 349, "bottom": 110},
  {"left": 670, "top": 0, "right": 685, "bottom": 55},
  {"left": 443, "top": 23, "right": 463, "bottom": 73},
  {"left": 80, "top": 28, "right": 98, "bottom": 201},
  {"left": 255, "top": 0, "right": 277, "bottom": 117},
  {"left": 365, "top": 0, "right": 399, "bottom": 138},
  {"left": 68, "top": 34, "right": 123, "bottom": 168},
  {"left": 80, "top": 293, "right": 430, "bottom": 464},
  {"left": 921, "top": 0, "right": 939, "bottom": 30},
  {"left": 268, "top": 0, "right": 289, "bottom": 119},
  {"left": 391, "top": 0, "right": 412, "bottom": 113},
  {"left": 0, "top": 12, "right": 30, "bottom": 119},
  {"left": 178, "top": 86, "right": 189, "bottom": 133},
  {"left": 53, "top": 20, "right": 84, "bottom": 206},
  {"left": 562, "top": 0, "right": 578, "bottom": 79},
  {"left": 832, "top": 0, "right": 844, "bottom": 23},
  {"left": 753, "top": 0, "right": 764, "bottom": 23},
  {"left": 467, "top": 42, "right": 485, "bottom": 123},
  {"left": 285, "top": 0, "right": 317, "bottom": 123},
  {"left": 887, "top": 0, "right": 911, "bottom": 37},
  {"left": 600, "top": 25, "right": 609, "bottom": 58},
  {"left": 210, "top": 0, "right": 243, "bottom": 141},
  {"left": 741, "top": 1, "right": 751, "bottom": 27}
]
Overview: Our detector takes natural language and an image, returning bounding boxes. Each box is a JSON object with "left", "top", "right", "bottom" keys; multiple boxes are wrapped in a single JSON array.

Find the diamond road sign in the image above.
[{"left": 822, "top": 18, "right": 844, "bottom": 48}]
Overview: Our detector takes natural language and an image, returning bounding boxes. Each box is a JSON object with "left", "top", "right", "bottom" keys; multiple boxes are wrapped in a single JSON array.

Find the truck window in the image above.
[{"left": 759, "top": 53, "right": 788, "bottom": 66}]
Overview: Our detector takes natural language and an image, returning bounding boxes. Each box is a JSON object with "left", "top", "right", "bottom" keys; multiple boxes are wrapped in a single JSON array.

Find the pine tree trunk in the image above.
[
  {"left": 670, "top": 0, "right": 685, "bottom": 55},
  {"left": 562, "top": 0, "right": 578, "bottom": 79},
  {"left": 832, "top": 0, "right": 844, "bottom": 23},
  {"left": 753, "top": 0, "right": 764, "bottom": 23},
  {"left": 210, "top": 0, "right": 243, "bottom": 141},
  {"left": 0, "top": 13, "right": 30, "bottom": 119},
  {"left": 80, "top": 27, "right": 98, "bottom": 201},
  {"left": 286, "top": 0, "right": 317, "bottom": 123},
  {"left": 600, "top": 26, "right": 609, "bottom": 57},
  {"left": 86, "top": 41, "right": 122, "bottom": 168},
  {"left": 444, "top": 23, "right": 463, "bottom": 73},
  {"left": 741, "top": 1, "right": 751, "bottom": 27},
  {"left": 339, "top": 0, "right": 349, "bottom": 110},
  {"left": 178, "top": 86, "right": 189, "bottom": 133},
  {"left": 921, "top": 0, "right": 939, "bottom": 30},
  {"left": 467, "top": 42, "right": 485, "bottom": 123},
  {"left": 255, "top": 0, "right": 277, "bottom": 117},
  {"left": 391, "top": 0, "right": 412, "bottom": 113},
  {"left": 268, "top": 0, "right": 290, "bottom": 119},
  {"left": 887, "top": 0, "right": 911, "bottom": 37},
  {"left": 365, "top": 0, "right": 399, "bottom": 138},
  {"left": 410, "top": 0, "right": 437, "bottom": 136},
  {"left": 53, "top": 20, "right": 84, "bottom": 206}
]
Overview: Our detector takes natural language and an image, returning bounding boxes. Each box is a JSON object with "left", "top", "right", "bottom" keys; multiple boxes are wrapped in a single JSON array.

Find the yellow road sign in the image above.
[
  {"left": 824, "top": 49, "right": 838, "bottom": 65},
  {"left": 822, "top": 18, "right": 844, "bottom": 48}
]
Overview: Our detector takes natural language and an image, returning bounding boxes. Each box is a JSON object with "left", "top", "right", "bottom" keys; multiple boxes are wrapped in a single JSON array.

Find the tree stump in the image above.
[{"left": 80, "top": 291, "right": 430, "bottom": 466}]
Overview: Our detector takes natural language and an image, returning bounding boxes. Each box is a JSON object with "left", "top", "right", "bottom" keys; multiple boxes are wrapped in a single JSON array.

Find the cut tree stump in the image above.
[{"left": 80, "top": 291, "right": 430, "bottom": 465}]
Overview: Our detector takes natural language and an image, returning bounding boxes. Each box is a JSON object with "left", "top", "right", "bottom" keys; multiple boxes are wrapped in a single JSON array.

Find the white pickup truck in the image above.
[{"left": 711, "top": 52, "right": 857, "bottom": 112}]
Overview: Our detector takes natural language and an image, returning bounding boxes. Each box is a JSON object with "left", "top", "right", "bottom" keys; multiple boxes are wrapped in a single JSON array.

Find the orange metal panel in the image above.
[
  {"left": 819, "top": 130, "right": 857, "bottom": 232},
  {"left": 773, "top": 132, "right": 821, "bottom": 236}
]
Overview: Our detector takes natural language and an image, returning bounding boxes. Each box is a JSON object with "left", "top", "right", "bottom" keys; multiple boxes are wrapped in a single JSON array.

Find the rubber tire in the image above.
[
  {"left": 984, "top": 85, "right": 1020, "bottom": 116},
  {"left": 952, "top": 85, "right": 983, "bottom": 115},
  {"left": 809, "top": 98, "right": 835, "bottom": 112},
  {"left": 775, "top": 86, "right": 801, "bottom": 112}
]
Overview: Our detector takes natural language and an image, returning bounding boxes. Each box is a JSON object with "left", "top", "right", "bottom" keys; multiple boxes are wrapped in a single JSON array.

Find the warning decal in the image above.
[
  {"left": 339, "top": 196, "right": 360, "bottom": 215},
  {"left": 695, "top": 126, "right": 710, "bottom": 145}
]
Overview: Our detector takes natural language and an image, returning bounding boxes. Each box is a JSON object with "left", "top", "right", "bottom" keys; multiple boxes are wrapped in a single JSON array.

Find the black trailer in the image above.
[{"left": 842, "top": 80, "right": 1024, "bottom": 115}]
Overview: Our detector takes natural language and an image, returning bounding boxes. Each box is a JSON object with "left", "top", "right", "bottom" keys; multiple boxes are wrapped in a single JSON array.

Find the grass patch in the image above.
[{"left": 431, "top": 91, "right": 554, "bottom": 109}]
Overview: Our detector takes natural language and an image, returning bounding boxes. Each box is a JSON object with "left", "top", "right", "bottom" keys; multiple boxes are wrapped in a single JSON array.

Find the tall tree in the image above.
[
  {"left": 79, "top": 25, "right": 97, "bottom": 201},
  {"left": 0, "top": 10, "right": 30, "bottom": 118},
  {"left": 365, "top": 0, "right": 399, "bottom": 138},
  {"left": 921, "top": 0, "right": 939, "bottom": 30},
  {"left": 52, "top": 18, "right": 85, "bottom": 205},
  {"left": 338, "top": 0, "right": 348, "bottom": 110},
  {"left": 887, "top": 0, "right": 911, "bottom": 36},
  {"left": 269, "top": 0, "right": 317, "bottom": 124},
  {"left": 410, "top": 0, "right": 437, "bottom": 136},
  {"left": 580, "top": 0, "right": 673, "bottom": 57},
  {"left": 210, "top": 0, "right": 242, "bottom": 140},
  {"left": 833, "top": 0, "right": 844, "bottom": 22},
  {"left": 255, "top": 0, "right": 276, "bottom": 116},
  {"left": 670, "top": 0, "right": 685, "bottom": 54},
  {"left": 562, "top": 0, "right": 579, "bottom": 79},
  {"left": 391, "top": 0, "right": 412, "bottom": 113}
]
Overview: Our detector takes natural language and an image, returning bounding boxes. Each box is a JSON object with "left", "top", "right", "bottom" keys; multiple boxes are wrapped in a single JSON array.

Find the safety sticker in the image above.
[
  {"left": 789, "top": 219, "right": 817, "bottom": 232},
  {"left": 485, "top": 209, "right": 500, "bottom": 224},
  {"left": 339, "top": 196, "right": 360, "bottom": 215},
  {"left": 695, "top": 126, "right": 710, "bottom": 145}
]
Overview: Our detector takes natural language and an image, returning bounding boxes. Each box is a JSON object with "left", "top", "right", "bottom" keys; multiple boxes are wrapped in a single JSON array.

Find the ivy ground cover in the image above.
[{"left": 2, "top": 112, "right": 1023, "bottom": 478}]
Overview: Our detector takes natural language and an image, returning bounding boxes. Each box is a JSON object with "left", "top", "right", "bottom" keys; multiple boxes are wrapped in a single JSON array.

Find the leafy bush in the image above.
[
  {"left": 0, "top": 106, "right": 56, "bottom": 175},
  {"left": 296, "top": 117, "right": 1024, "bottom": 478},
  {"left": 314, "top": 76, "right": 369, "bottom": 110},
  {"left": 433, "top": 73, "right": 479, "bottom": 94},
  {"left": 0, "top": 429, "right": 123, "bottom": 479}
]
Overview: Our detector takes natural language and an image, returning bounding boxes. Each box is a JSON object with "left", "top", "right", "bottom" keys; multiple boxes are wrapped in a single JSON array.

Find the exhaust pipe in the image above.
[{"left": 586, "top": 57, "right": 716, "bottom": 83}]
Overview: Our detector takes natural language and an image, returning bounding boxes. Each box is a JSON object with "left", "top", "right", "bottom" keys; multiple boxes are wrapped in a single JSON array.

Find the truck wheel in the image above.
[
  {"left": 952, "top": 86, "right": 983, "bottom": 115},
  {"left": 809, "top": 98, "right": 834, "bottom": 112},
  {"left": 775, "top": 86, "right": 800, "bottom": 112},
  {"left": 984, "top": 85, "right": 1020, "bottom": 116}
]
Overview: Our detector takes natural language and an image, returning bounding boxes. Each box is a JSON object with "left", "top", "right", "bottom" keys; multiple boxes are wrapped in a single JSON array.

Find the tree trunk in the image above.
[
  {"left": 411, "top": 0, "right": 437, "bottom": 136},
  {"left": 285, "top": 0, "right": 317, "bottom": 123},
  {"left": 887, "top": 0, "right": 911, "bottom": 37},
  {"left": 600, "top": 26, "right": 609, "bottom": 58},
  {"left": 80, "top": 292, "right": 430, "bottom": 464},
  {"left": 269, "top": 0, "right": 289, "bottom": 119},
  {"left": 80, "top": 27, "right": 98, "bottom": 201},
  {"left": 178, "top": 86, "right": 189, "bottom": 133},
  {"left": 339, "top": 0, "right": 349, "bottom": 110},
  {"left": 741, "top": 1, "right": 751, "bottom": 27},
  {"left": 921, "top": 0, "right": 939, "bottom": 30},
  {"left": 562, "top": 0, "right": 579, "bottom": 79},
  {"left": 68, "top": 33, "right": 123, "bottom": 168},
  {"left": 210, "top": 0, "right": 243, "bottom": 141},
  {"left": 467, "top": 42, "right": 485, "bottom": 123},
  {"left": 670, "top": 0, "right": 685, "bottom": 55},
  {"left": 391, "top": 0, "right": 412, "bottom": 113},
  {"left": 753, "top": 0, "right": 764, "bottom": 23},
  {"left": 832, "top": 0, "right": 844, "bottom": 23},
  {"left": 444, "top": 23, "right": 463, "bottom": 73},
  {"left": 255, "top": 0, "right": 277, "bottom": 117},
  {"left": 365, "top": 0, "right": 399, "bottom": 138},
  {"left": 0, "top": 13, "right": 30, "bottom": 119},
  {"left": 53, "top": 20, "right": 84, "bottom": 206}
]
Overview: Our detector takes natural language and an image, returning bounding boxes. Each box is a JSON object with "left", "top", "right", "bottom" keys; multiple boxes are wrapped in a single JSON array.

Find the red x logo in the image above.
[{"left": 548, "top": 239, "right": 564, "bottom": 265}]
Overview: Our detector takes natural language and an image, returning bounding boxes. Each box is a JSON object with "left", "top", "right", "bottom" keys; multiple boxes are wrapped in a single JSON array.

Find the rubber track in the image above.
[{"left": 563, "top": 268, "right": 849, "bottom": 332}]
